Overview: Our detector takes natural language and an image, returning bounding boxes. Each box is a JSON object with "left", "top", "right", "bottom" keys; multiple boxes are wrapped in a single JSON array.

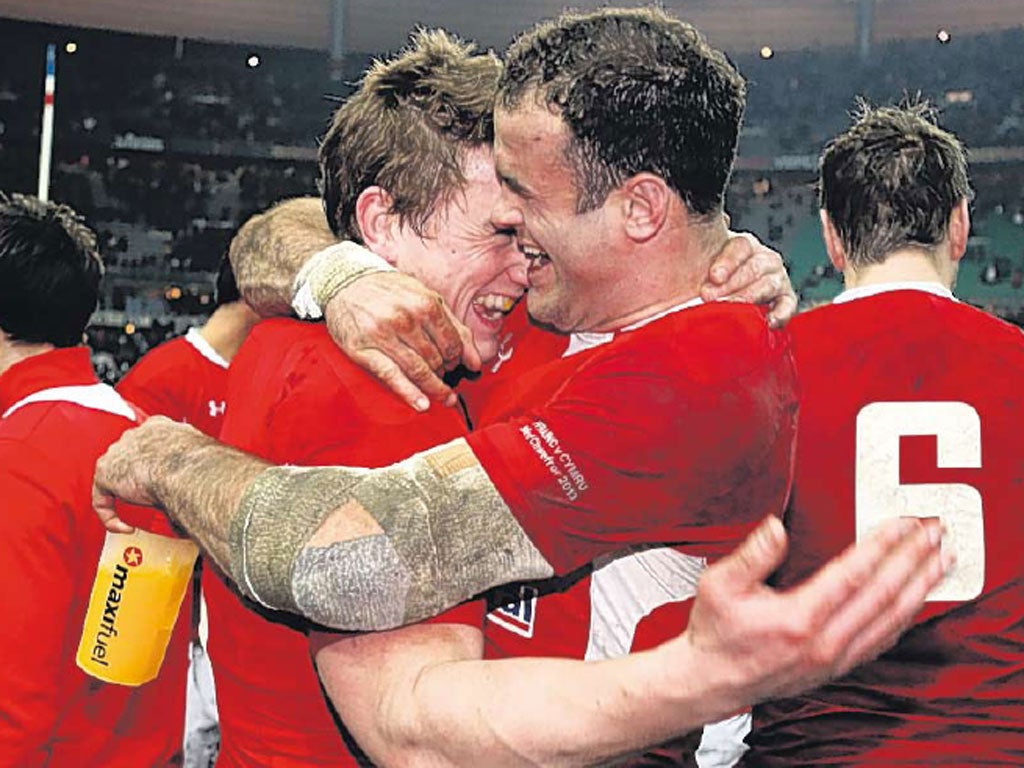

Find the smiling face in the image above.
[
  {"left": 490, "top": 104, "right": 623, "bottom": 333},
  {"left": 391, "top": 145, "right": 528, "bottom": 362}
]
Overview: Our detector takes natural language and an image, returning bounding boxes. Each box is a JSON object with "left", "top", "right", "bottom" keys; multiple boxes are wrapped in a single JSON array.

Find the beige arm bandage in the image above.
[
  {"left": 228, "top": 438, "right": 554, "bottom": 630},
  {"left": 291, "top": 241, "right": 396, "bottom": 320}
]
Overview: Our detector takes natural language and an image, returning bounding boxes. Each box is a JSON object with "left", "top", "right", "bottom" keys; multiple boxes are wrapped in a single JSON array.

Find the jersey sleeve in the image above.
[
  {"left": 0, "top": 445, "right": 79, "bottom": 766},
  {"left": 466, "top": 345, "right": 792, "bottom": 574}
]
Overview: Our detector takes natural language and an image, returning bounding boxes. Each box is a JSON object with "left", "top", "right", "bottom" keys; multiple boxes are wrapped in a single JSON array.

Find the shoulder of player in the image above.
[
  {"left": 595, "top": 302, "right": 787, "bottom": 382},
  {"left": 118, "top": 332, "right": 230, "bottom": 400},
  {"left": 0, "top": 398, "right": 132, "bottom": 446},
  {"left": 791, "top": 294, "right": 1024, "bottom": 371},
  {"left": 0, "top": 432, "right": 51, "bottom": 472},
  {"left": 259, "top": 329, "right": 463, "bottom": 437},
  {"left": 116, "top": 336, "right": 188, "bottom": 388},
  {"left": 947, "top": 300, "right": 1024, "bottom": 371},
  {"left": 0, "top": 407, "right": 129, "bottom": 497},
  {"left": 231, "top": 318, "right": 330, "bottom": 386}
]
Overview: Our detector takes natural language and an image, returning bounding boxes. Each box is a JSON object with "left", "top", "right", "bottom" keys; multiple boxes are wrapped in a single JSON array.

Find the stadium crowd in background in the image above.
[{"left": 1, "top": 2, "right": 1022, "bottom": 766}]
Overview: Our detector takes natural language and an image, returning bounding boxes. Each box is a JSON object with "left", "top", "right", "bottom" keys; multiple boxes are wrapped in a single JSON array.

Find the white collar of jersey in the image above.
[
  {"left": 185, "top": 327, "right": 230, "bottom": 370},
  {"left": 2, "top": 383, "right": 138, "bottom": 421},
  {"left": 833, "top": 281, "right": 957, "bottom": 305},
  {"left": 563, "top": 296, "right": 705, "bottom": 358}
]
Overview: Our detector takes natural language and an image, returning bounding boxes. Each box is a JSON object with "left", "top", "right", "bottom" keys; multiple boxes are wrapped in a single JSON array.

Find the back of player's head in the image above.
[
  {"left": 0, "top": 193, "right": 102, "bottom": 347},
  {"left": 819, "top": 101, "right": 972, "bottom": 269},
  {"left": 498, "top": 6, "right": 746, "bottom": 217},
  {"left": 319, "top": 28, "right": 501, "bottom": 240},
  {"left": 227, "top": 198, "right": 336, "bottom": 312}
]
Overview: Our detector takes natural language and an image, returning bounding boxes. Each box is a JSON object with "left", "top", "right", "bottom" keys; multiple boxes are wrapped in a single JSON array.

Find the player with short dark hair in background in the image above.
[
  {"left": 744, "top": 102, "right": 1024, "bottom": 766},
  {"left": 0, "top": 193, "right": 190, "bottom": 767}
]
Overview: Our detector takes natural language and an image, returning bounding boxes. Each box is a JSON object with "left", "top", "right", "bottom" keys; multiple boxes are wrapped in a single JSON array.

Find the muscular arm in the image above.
[
  {"left": 93, "top": 421, "right": 552, "bottom": 627},
  {"left": 316, "top": 622, "right": 692, "bottom": 768},
  {"left": 314, "top": 515, "right": 951, "bottom": 768},
  {"left": 226, "top": 196, "right": 475, "bottom": 407}
]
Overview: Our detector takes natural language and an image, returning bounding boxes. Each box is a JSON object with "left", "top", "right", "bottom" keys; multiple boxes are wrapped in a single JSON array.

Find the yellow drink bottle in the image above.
[{"left": 76, "top": 510, "right": 198, "bottom": 686}]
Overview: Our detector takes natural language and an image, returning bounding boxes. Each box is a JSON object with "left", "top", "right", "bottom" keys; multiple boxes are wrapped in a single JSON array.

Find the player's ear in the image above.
[
  {"left": 819, "top": 209, "right": 847, "bottom": 272},
  {"left": 948, "top": 198, "right": 970, "bottom": 263},
  {"left": 355, "top": 186, "right": 401, "bottom": 265},
  {"left": 618, "top": 173, "right": 670, "bottom": 244}
]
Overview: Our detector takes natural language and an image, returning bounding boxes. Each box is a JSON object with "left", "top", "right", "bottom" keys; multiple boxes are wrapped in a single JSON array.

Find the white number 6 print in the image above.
[{"left": 856, "top": 401, "right": 984, "bottom": 602}]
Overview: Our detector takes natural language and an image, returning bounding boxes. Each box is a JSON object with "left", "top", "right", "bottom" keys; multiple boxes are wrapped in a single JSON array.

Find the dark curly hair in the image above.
[
  {"left": 499, "top": 6, "right": 746, "bottom": 217},
  {"left": 0, "top": 193, "right": 102, "bottom": 347}
]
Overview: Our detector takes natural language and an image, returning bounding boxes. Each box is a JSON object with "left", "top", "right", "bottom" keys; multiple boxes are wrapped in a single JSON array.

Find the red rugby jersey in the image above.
[
  {"left": 468, "top": 301, "right": 798, "bottom": 766},
  {"left": 459, "top": 299, "right": 566, "bottom": 427},
  {"left": 746, "top": 284, "right": 1024, "bottom": 766},
  {"left": 468, "top": 301, "right": 798, "bottom": 572},
  {"left": 0, "top": 347, "right": 190, "bottom": 767},
  {"left": 210, "top": 318, "right": 481, "bottom": 768},
  {"left": 116, "top": 327, "right": 229, "bottom": 437}
]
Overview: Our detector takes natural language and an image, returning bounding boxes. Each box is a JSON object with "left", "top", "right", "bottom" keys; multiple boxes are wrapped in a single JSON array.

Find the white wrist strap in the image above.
[{"left": 291, "top": 241, "right": 396, "bottom": 320}]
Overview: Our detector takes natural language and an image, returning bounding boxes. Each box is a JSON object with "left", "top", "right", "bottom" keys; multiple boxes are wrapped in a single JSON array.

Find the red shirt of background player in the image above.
[
  {"left": 116, "top": 327, "right": 230, "bottom": 438},
  {"left": 0, "top": 347, "right": 190, "bottom": 768},
  {"left": 746, "top": 286, "right": 1024, "bottom": 766}
]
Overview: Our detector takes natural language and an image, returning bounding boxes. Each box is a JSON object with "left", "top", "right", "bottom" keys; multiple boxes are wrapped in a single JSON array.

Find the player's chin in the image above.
[
  {"left": 472, "top": 333, "right": 500, "bottom": 366},
  {"left": 525, "top": 291, "right": 559, "bottom": 327},
  {"left": 465, "top": 321, "right": 500, "bottom": 364}
]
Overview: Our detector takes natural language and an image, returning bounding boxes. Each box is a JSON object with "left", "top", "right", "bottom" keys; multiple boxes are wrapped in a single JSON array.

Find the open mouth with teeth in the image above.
[
  {"left": 521, "top": 243, "right": 551, "bottom": 268},
  {"left": 471, "top": 293, "right": 518, "bottom": 323}
]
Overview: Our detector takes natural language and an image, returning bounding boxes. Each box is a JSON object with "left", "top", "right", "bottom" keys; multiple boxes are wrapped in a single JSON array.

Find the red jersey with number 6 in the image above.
[{"left": 746, "top": 285, "right": 1024, "bottom": 766}]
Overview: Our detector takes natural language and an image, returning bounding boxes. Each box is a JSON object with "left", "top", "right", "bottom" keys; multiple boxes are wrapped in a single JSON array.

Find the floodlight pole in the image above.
[
  {"left": 331, "top": 0, "right": 346, "bottom": 63},
  {"left": 37, "top": 44, "right": 56, "bottom": 202},
  {"left": 857, "top": 0, "right": 875, "bottom": 63}
]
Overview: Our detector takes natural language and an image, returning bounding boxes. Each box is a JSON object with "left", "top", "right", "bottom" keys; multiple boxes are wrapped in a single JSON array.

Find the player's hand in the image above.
[
  {"left": 324, "top": 271, "right": 482, "bottom": 412},
  {"left": 92, "top": 416, "right": 203, "bottom": 533},
  {"left": 677, "top": 515, "right": 951, "bottom": 715},
  {"left": 701, "top": 232, "right": 797, "bottom": 328}
]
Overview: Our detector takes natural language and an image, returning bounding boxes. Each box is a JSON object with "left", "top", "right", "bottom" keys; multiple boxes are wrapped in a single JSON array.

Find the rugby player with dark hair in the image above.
[
  {"left": 744, "top": 102, "right": 1024, "bottom": 766},
  {"left": 0, "top": 193, "right": 190, "bottom": 766}
]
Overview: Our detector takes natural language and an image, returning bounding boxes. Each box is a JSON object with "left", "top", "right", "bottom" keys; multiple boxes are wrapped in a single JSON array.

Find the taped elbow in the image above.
[{"left": 291, "top": 534, "right": 412, "bottom": 631}]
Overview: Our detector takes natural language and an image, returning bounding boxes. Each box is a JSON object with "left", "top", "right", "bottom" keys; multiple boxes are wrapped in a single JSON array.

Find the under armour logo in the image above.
[
  {"left": 490, "top": 333, "right": 515, "bottom": 374},
  {"left": 123, "top": 546, "right": 143, "bottom": 567},
  {"left": 208, "top": 400, "right": 226, "bottom": 418}
]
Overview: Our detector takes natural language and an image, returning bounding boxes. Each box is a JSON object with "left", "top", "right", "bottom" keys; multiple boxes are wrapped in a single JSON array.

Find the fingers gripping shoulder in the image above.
[{"left": 232, "top": 439, "right": 554, "bottom": 631}]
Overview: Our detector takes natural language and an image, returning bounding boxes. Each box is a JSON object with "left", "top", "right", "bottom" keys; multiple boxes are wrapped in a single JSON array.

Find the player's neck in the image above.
[
  {"left": 589, "top": 219, "right": 726, "bottom": 333},
  {"left": 0, "top": 338, "right": 55, "bottom": 379},
  {"left": 199, "top": 302, "right": 260, "bottom": 363},
  {"left": 844, "top": 248, "right": 952, "bottom": 292}
]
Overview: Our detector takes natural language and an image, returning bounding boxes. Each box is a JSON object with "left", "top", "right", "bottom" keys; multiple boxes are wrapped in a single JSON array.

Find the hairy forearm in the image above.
[
  {"left": 233, "top": 438, "right": 553, "bottom": 629},
  {"left": 391, "top": 642, "right": 711, "bottom": 767},
  {"left": 149, "top": 433, "right": 270, "bottom": 577}
]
